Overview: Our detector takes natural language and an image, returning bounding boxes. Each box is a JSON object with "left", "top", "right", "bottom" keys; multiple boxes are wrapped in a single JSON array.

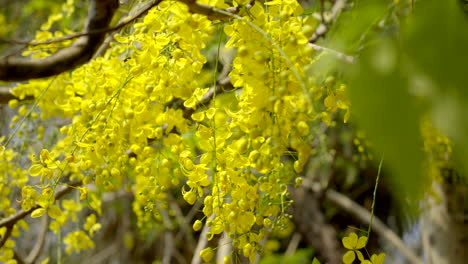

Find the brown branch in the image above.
[
  {"left": 25, "top": 215, "right": 49, "bottom": 264},
  {"left": 304, "top": 181, "right": 424, "bottom": 264},
  {"left": 0, "top": 0, "right": 119, "bottom": 81},
  {"left": 310, "top": 0, "right": 348, "bottom": 43},
  {"left": 0, "top": 225, "right": 13, "bottom": 248},
  {"left": 177, "top": 0, "right": 238, "bottom": 21},
  {"left": 0, "top": 0, "right": 163, "bottom": 48},
  {"left": 291, "top": 185, "right": 341, "bottom": 264},
  {"left": 0, "top": 180, "right": 82, "bottom": 229},
  {"left": 94, "top": 0, "right": 159, "bottom": 59}
]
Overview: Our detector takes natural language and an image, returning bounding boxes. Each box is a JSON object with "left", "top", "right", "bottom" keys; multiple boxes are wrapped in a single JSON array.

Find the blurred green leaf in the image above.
[{"left": 348, "top": 36, "right": 426, "bottom": 203}]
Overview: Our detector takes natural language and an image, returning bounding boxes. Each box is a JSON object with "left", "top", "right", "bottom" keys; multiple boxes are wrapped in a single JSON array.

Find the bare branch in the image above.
[
  {"left": 285, "top": 232, "right": 302, "bottom": 256},
  {"left": 0, "top": 181, "right": 82, "bottom": 229},
  {"left": 162, "top": 232, "right": 175, "bottom": 264},
  {"left": 191, "top": 220, "right": 210, "bottom": 264},
  {"left": 25, "top": 215, "right": 49, "bottom": 264},
  {"left": 216, "top": 233, "right": 232, "bottom": 264},
  {"left": 0, "top": 0, "right": 119, "bottom": 81},
  {"left": 310, "top": 0, "right": 348, "bottom": 43}
]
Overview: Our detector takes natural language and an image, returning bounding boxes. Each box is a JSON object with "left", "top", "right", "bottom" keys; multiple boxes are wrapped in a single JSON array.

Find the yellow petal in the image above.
[
  {"left": 192, "top": 111, "right": 205, "bottom": 122},
  {"left": 29, "top": 164, "right": 43, "bottom": 176},
  {"left": 31, "top": 208, "right": 46, "bottom": 218},
  {"left": 205, "top": 108, "right": 216, "bottom": 119},
  {"left": 48, "top": 205, "right": 62, "bottom": 219},
  {"left": 342, "top": 251, "right": 355, "bottom": 264}
]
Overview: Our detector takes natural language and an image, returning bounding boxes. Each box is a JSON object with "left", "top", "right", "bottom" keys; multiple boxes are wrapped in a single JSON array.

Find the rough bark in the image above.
[
  {"left": 422, "top": 180, "right": 468, "bottom": 264},
  {"left": 291, "top": 186, "right": 342, "bottom": 264}
]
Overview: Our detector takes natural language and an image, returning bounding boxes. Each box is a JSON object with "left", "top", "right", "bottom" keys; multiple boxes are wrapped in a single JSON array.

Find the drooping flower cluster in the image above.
[{"left": 1, "top": 0, "right": 353, "bottom": 262}]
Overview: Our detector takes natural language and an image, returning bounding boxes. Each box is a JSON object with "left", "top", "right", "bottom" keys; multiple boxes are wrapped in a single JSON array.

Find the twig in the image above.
[
  {"left": 310, "top": 0, "right": 348, "bottom": 43},
  {"left": 25, "top": 215, "right": 49, "bottom": 264},
  {"left": 308, "top": 43, "right": 355, "bottom": 63},
  {"left": 285, "top": 232, "right": 302, "bottom": 256},
  {"left": 0, "top": 181, "right": 82, "bottom": 229},
  {"left": 304, "top": 181, "right": 424, "bottom": 264}
]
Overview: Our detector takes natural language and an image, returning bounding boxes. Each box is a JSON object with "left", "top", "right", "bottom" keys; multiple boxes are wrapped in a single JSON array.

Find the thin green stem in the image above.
[
  {"left": 3, "top": 76, "right": 57, "bottom": 149},
  {"left": 367, "top": 157, "right": 383, "bottom": 239}
]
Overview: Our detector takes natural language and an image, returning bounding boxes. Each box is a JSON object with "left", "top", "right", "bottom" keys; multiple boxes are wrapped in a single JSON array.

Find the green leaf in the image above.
[
  {"left": 349, "top": 37, "right": 425, "bottom": 205},
  {"left": 343, "top": 251, "right": 355, "bottom": 264},
  {"left": 31, "top": 208, "right": 46, "bottom": 218},
  {"left": 312, "top": 257, "right": 321, "bottom": 264}
]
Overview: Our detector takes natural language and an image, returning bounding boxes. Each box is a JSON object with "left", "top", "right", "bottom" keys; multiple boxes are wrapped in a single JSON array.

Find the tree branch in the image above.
[
  {"left": 0, "top": 180, "right": 82, "bottom": 229},
  {"left": 310, "top": 0, "right": 348, "bottom": 43},
  {"left": 0, "top": 225, "right": 13, "bottom": 248},
  {"left": 177, "top": 0, "right": 239, "bottom": 21},
  {"left": 25, "top": 215, "right": 49, "bottom": 264},
  {"left": 191, "top": 220, "right": 210, "bottom": 264},
  {"left": 0, "top": 0, "right": 119, "bottom": 81}
]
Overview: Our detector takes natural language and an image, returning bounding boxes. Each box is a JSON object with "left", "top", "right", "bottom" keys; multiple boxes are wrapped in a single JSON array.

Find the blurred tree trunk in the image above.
[{"left": 422, "top": 179, "right": 468, "bottom": 264}]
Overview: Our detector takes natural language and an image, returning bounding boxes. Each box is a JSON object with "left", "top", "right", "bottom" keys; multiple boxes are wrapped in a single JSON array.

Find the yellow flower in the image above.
[
  {"left": 199, "top": 247, "right": 214, "bottom": 262},
  {"left": 29, "top": 149, "right": 59, "bottom": 181}
]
